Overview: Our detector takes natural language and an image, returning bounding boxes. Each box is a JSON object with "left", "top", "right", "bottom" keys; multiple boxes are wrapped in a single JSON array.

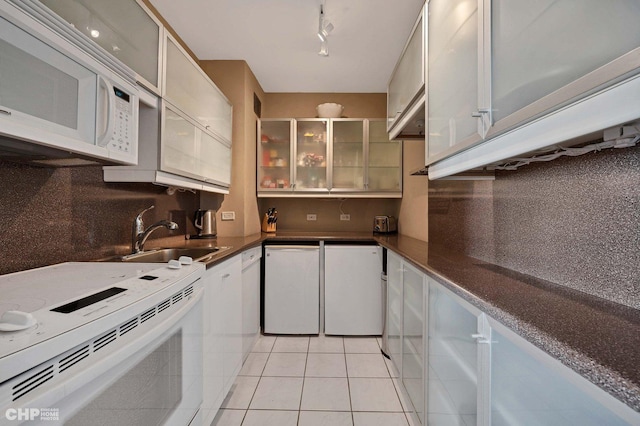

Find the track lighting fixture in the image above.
[{"left": 317, "top": 4, "right": 333, "bottom": 56}]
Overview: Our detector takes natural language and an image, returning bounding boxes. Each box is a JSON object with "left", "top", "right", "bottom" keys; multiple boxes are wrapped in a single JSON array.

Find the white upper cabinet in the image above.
[
  {"left": 427, "top": 0, "right": 483, "bottom": 161},
  {"left": 387, "top": 5, "right": 426, "bottom": 140},
  {"left": 164, "top": 34, "right": 232, "bottom": 143},
  {"left": 161, "top": 103, "right": 231, "bottom": 187},
  {"left": 490, "top": 0, "right": 640, "bottom": 126},
  {"left": 40, "top": 0, "right": 162, "bottom": 93},
  {"left": 426, "top": 0, "right": 640, "bottom": 178},
  {"left": 258, "top": 119, "right": 401, "bottom": 197}
]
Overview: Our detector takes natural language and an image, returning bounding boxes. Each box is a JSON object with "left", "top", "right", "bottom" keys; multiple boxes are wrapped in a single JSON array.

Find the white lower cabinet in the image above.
[
  {"left": 489, "top": 320, "right": 637, "bottom": 426},
  {"left": 324, "top": 245, "right": 382, "bottom": 335},
  {"left": 387, "top": 251, "right": 403, "bottom": 376},
  {"left": 386, "top": 253, "right": 427, "bottom": 424},
  {"left": 241, "top": 246, "right": 262, "bottom": 360},
  {"left": 402, "top": 262, "right": 426, "bottom": 424},
  {"left": 201, "top": 254, "right": 242, "bottom": 426},
  {"left": 386, "top": 250, "right": 639, "bottom": 426},
  {"left": 427, "top": 279, "right": 482, "bottom": 426}
]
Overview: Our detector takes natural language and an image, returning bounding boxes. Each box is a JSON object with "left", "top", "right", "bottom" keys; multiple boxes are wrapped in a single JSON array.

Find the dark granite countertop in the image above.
[{"left": 148, "top": 231, "right": 640, "bottom": 411}]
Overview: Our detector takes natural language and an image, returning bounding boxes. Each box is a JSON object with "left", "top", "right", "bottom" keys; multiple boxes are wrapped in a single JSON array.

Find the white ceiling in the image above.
[{"left": 148, "top": 0, "right": 425, "bottom": 93}]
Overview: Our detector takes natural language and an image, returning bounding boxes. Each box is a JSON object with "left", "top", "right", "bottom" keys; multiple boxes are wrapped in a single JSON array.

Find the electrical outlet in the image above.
[
  {"left": 221, "top": 211, "right": 235, "bottom": 221},
  {"left": 306, "top": 214, "right": 317, "bottom": 221},
  {"left": 340, "top": 214, "right": 350, "bottom": 221}
]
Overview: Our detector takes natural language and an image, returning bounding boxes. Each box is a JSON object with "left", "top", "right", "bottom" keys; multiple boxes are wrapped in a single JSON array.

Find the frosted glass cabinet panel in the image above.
[
  {"left": 295, "top": 119, "right": 328, "bottom": 191},
  {"left": 332, "top": 119, "right": 365, "bottom": 189},
  {"left": 258, "top": 119, "right": 293, "bottom": 191},
  {"left": 387, "top": 251, "right": 403, "bottom": 376},
  {"left": 428, "top": 281, "right": 479, "bottom": 425},
  {"left": 402, "top": 262, "right": 425, "bottom": 423},
  {"left": 368, "top": 120, "right": 401, "bottom": 191},
  {"left": 387, "top": 7, "right": 425, "bottom": 132},
  {"left": 165, "top": 36, "right": 232, "bottom": 142},
  {"left": 428, "top": 0, "right": 481, "bottom": 160},
  {"left": 41, "top": 0, "right": 162, "bottom": 91},
  {"left": 200, "top": 131, "right": 231, "bottom": 187},
  {"left": 161, "top": 107, "right": 198, "bottom": 179},
  {"left": 492, "top": 0, "right": 640, "bottom": 123},
  {"left": 491, "top": 324, "right": 631, "bottom": 426}
]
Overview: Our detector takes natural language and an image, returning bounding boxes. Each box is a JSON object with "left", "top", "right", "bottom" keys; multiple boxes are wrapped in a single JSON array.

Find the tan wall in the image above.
[
  {"left": 263, "top": 93, "right": 387, "bottom": 119},
  {"left": 200, "top": 60, "right": 264, "bottom": 236},
  {"left": 398, "top": 140, "right": 428, "bottom": 241}
]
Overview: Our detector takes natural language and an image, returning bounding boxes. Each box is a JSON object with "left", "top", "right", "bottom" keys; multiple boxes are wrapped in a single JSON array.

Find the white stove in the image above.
[{"left": 0, "top": 261, "right": 205, "bottom": 425}]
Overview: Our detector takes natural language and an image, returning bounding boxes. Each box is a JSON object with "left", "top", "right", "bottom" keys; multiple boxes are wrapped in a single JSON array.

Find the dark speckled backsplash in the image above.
[
  {"left": 0, "top": 161, "right": 199, "bottom": 275},
  {"left": 429, "top": 146, "right": 640, "bottom": 309}
]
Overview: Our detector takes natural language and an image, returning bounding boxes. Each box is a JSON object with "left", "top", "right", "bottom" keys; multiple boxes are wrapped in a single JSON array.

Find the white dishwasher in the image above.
[
  {"left": 264, "top": 245, "right": 320, "bottom": 334},
  {"left": 325, "top": 244, "right": 383, "bottom": 335}
]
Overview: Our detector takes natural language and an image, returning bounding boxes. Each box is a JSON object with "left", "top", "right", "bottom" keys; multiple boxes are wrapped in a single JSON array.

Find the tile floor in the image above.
[{"left": 211, "top": 334, "right": 419, "bottom": 426}]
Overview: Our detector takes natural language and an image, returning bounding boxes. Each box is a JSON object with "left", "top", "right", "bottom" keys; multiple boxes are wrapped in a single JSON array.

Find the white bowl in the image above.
[{"left": 316, "top": 103, "right": 344, "bottom": 118}]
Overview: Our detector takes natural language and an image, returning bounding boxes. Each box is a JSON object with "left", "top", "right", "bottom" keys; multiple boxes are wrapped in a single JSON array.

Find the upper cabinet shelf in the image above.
[
  {"left": 258, "top": 119, "right": 402, "bottom": 198},
  {"left": 423, "top": 0, "right": 640, "bottom": 178}
]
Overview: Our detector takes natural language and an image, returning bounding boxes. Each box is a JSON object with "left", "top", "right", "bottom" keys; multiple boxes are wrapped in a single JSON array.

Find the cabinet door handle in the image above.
[
  {"left": 0, "top": 109, "right": 12, "bottom": 116},
  {"left": 472, "top": 333, "right": 490, "bottom": 344},
  {"left": 471, "top": 109, "right": 490, "bottom": 118},
  {"left": 222, "top": 273, "right": 231, "bottom": 279}
]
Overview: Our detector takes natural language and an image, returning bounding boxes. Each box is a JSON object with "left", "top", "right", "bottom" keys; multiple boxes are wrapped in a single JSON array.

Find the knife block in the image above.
[{"left": 261, "top": 214, "right": 276, "bottom": 233}]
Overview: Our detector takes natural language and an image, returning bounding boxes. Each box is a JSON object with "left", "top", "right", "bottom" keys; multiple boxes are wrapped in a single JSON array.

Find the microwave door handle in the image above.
[{"left": 96, "top": 76, "right": 114, "bottom": 147}]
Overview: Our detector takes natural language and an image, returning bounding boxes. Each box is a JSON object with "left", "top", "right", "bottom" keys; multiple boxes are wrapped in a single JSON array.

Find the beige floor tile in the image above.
[
  {"left": 346, "top": 353, "right": 390, "bottom": 378},
  {"left": 210, "top": 408, "right": 245, "bottom": 426},
  {"left": 344, "top": 337, "right": 381, "bottom": 353},
  {"left": 300, "top": 377, "right": 351, "bottom": 411},
  {"left": 349, "top": 378, "right": 403, "bottom": 412},
  {"left": 242, "top": 410, "right": 298, "bottom": 426},
  {"left": 263, "top": 352, "right": 307, "bottom": 377},
  {"left": 272, "top": 336, "right": 310, "bottom": 352},
  {"left": 353, "top": 412, "right": 409, "bottom": 426},
  {"left": 305, "top": 353, "right": 347, "bottom": 377},
  {"left": 239, "top": 352, "right": 269, "bottom": 376},
  {"left": 221, "top": 376, "right": 260, "bottom": 409},
  {"left": 249, "top": 377, "right": 304, "bottom": 410},
  {"left": 309, "top": 335, "right": 344, "bottom": 353},
  {"left": 299, "top": 411, "right": 353, "bottom": 426},
  {"left": 252, "top": 335, "right": 277, "bottom": 352}
]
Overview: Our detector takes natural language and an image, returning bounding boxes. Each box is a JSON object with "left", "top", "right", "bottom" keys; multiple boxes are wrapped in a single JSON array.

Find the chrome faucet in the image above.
[{"left": 131, "top": 205, "right": 179, "bottom": 253}]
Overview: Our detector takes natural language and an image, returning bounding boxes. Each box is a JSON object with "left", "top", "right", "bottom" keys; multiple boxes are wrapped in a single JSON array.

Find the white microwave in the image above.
[{"left": 0, "top": 2, "right": 138, "bottom": 166}]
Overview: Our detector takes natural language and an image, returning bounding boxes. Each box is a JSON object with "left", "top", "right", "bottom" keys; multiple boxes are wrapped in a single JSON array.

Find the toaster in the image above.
[{"left": 373, "top": 216, "right": 397, "bottom": 233}]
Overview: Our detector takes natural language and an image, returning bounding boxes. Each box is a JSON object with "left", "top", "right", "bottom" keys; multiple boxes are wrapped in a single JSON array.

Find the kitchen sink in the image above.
[{"left": 110, "top": 247, "right": 230, "bottom": 263}]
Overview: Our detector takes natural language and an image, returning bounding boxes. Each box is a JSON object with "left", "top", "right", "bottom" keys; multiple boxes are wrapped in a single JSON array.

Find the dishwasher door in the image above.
[{"left": 264, "top": 245, "right": 320, "bottom": 334}]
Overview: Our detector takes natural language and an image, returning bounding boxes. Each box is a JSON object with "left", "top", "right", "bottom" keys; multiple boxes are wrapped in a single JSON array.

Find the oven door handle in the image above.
[{"left": 17, "top": 287, "right": 203, "bottom": 421}]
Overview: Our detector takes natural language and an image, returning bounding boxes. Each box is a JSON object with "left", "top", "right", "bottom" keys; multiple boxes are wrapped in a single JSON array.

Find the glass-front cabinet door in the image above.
[
  {"left": 368, "top": 120, "right": 402, "bottom": 192},
  {"left": 295, "top": 119, "right": 328, "bottom": 192},
  {"left": 332, "top": 119, "right": 365, "bottom": 190},
  {"left": 402, "top": 262, "right": 425, "bottom": 424},
  {"left": 427, "top": 0, "right": 483, "bottom": 163},
  {"left": 40, "top": 0, "right": 162, "bottom": 93},
  {"left": 490, "top": 0, "right": 640, "bottom": 131},
  {"left": 258, "top": 119, "right": 293, "bottom": 192},
  {"left": 428, "top": 280, "right": 480, "bottom": 425}
]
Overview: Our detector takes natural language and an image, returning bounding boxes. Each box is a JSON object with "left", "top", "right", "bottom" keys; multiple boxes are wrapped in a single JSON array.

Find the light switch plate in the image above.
[
  {"left": 307, "top": 214, "right": 317, "bottom": 221},
  {"left": 221, "top": 211, "right": 235, "bottom": 221}
]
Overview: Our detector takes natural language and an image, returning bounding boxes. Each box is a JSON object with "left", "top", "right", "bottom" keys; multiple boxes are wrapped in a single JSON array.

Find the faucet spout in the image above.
[
  {"left": 131, "top": 205, "right": 178, "bottom": 253},
  {"left": 135, "top": 220, "right": 178, "bottom": 253}
]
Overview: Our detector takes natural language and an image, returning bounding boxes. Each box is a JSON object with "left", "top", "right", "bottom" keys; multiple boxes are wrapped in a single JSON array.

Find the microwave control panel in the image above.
[{"left": 107, "top": 86, "right": 133, "bottom": 153}]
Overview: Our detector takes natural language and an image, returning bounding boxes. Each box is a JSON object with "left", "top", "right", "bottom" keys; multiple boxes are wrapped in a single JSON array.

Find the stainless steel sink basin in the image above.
[{"left": 113, "top": 247, "right": 230, "bottom": 263}]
